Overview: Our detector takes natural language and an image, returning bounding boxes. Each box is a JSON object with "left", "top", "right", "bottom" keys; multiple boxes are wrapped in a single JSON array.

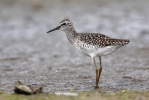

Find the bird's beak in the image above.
[{"left": 47, "top": 26, "right": 60, "bottom": 33}]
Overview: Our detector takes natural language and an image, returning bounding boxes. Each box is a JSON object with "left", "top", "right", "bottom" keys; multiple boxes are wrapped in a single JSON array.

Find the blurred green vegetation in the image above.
[{"left": 0, "top": 91, "right": 149, "bottom": 100}]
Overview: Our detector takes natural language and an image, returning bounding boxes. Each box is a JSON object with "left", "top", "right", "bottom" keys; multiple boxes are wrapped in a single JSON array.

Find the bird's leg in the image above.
[
  {"left": 92, "top": 58, "right": 99, "bottom": 89},
  {"left": 97, "top": 57, "right": 102, "bottom": 84}
]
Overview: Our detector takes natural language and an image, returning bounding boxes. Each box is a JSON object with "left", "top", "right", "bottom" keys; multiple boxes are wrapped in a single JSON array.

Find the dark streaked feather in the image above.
[{"left": 77, "top": 33, "right": 129, "bottom": 47}]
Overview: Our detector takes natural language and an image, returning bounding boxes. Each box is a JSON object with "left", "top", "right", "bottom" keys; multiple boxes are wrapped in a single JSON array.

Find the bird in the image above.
[{"left": 47, "top": 18, "right": 130, "bottom": 89}]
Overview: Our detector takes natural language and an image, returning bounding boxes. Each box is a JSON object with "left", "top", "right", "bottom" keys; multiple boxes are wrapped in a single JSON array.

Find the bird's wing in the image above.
[
  {"left": 78, "top": 33, "right": 129, "bottom": 47},
  {"left": 78, "top": 33, "right": 111, "bottom": 47}
]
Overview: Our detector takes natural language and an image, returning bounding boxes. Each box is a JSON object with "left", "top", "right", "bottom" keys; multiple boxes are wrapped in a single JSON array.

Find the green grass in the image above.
[{"left": 0, "top": 90, "right": 149, "bottom": 100}]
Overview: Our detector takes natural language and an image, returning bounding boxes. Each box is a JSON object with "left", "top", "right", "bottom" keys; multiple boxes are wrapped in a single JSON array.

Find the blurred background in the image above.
[{"left": 0, "top": 0, "right": 149, "bottom": 92}]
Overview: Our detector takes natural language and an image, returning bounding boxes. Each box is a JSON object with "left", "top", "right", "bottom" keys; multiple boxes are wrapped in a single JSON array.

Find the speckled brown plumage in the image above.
[{"left": 77, "top": 33, "right": 129, "bottom": 47}]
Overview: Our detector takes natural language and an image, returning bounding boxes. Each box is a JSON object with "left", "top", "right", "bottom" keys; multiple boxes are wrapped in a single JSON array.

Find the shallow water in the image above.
[{"left": 0, "top": 0, "right": 149, "bottom": 92}]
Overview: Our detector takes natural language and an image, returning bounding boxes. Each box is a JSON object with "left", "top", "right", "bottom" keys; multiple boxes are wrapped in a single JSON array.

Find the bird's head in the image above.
[{"left": 47, "top": 19, "right": 73, "bottom": 33}]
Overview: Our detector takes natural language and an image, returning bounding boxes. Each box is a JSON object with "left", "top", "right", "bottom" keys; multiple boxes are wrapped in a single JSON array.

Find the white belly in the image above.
[
  {"left": 74, "top": 42, "right": 121, "bottom": 58},
  {"left": 89, "top": 46, "right": 120, "bottom": 57}
]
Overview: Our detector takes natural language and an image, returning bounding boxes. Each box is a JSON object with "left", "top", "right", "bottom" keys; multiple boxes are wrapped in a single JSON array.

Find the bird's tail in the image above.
[
  {"left": 117, "top": 39, "right": 130, "bottom": 46},
  {"left": 105, "top": 39, "right": 130, "bottom": 46}
]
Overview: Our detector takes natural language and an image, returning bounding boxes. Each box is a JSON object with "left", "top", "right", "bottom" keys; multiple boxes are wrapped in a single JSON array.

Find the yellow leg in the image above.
[
  {"left": 98, "top": 57, "right": 102, "bottom": 83},
  {"left": 92, "top": 58, "right": 99, "bottom": 89}
]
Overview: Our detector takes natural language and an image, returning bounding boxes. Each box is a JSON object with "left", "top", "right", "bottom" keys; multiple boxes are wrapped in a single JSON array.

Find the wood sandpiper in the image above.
[{"left": 47, "top": 19, "right": 130, "bottom": 89}]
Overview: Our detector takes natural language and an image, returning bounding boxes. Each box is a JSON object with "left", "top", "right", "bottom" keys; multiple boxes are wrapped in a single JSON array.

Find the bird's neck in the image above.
[{"left": 64, "top": 27, "right": 77, "bottom": 44}]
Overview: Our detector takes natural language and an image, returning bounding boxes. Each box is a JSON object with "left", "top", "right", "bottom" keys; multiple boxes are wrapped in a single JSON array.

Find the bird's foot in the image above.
[{"left": 94, "top": 85, "right": 99, "bottom": 89}]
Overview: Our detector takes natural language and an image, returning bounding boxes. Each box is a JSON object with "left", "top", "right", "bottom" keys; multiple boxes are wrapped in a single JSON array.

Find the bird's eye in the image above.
[{"left": 62, "top": 23, "right": 66, "bottom": 26}]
